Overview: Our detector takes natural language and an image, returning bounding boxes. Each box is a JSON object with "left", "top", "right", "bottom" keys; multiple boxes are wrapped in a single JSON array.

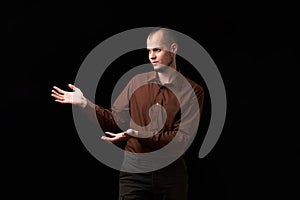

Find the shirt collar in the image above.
[{"left": 146, "top": 70, "right": 183, "bottom": 89}]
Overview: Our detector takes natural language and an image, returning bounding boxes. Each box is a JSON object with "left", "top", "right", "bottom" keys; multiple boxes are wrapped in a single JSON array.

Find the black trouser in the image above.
[{"left": 118, "top": 157, "right": 188, "bottom": 200}]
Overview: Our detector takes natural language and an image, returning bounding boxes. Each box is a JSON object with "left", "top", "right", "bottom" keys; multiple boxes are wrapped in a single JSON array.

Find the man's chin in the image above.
[{"left": 153, "top": 65, "right": 168, "bottom": 72}]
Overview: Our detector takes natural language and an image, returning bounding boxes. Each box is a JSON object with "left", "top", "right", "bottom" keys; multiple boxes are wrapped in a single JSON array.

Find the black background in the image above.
[{"left": 4, "top": 2, "right": 298, "bottom": 199}]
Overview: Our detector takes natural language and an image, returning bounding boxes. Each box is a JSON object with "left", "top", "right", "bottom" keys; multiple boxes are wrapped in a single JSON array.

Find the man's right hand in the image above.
[{"left": 51, "top": 84, "right": 87, "bottom": 108}]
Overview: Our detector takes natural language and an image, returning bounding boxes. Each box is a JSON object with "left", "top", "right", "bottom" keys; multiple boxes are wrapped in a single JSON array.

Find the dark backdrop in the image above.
[{"left": 4, "top": 2, "right": 298, "bottom": 200}]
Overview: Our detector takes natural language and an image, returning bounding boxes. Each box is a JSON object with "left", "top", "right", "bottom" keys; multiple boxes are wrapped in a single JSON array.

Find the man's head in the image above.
[{"left": 147, "top": 27, "right": 178, "bottom": 71}]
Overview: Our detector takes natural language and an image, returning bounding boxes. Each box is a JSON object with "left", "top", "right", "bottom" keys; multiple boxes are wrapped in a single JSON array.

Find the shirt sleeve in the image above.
[
  {"left": 81, "top": 79, "right": 134, "bottom": 133},
  {"left": 80, "top": 99, "right": 120, "bottom": 132}
]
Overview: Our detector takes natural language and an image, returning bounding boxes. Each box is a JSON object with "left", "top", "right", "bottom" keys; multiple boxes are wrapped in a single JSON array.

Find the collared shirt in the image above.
[{"left": 84, "top": 70, "right": 204, "bottom": 154}]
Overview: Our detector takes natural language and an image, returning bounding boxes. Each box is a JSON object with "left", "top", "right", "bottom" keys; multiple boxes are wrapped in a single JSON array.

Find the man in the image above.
[{"left": 51, "top": 27, "right": 204, "bottom": 200}]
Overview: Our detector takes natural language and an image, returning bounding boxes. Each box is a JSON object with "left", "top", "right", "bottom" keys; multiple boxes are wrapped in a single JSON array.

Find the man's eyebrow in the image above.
[{"left": 147, "top": 47, "right": 161, "bottom": 50}]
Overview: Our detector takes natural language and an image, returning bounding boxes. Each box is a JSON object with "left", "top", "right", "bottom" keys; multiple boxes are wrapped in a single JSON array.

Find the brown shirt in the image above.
[{"left": 84, "top": 70, "right": 204, "bottom": 155}]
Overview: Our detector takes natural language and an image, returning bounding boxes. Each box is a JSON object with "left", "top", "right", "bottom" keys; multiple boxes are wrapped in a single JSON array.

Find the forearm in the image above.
[
  {"left": 137, "top": 129, "right": 183, "bottom": 150},
  {"left": 81, "top": 99, "right": 122, "bottom": 132}
]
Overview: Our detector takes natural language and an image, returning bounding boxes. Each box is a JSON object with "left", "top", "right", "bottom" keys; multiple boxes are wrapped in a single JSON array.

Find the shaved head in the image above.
[{"left": 147, "top": 27, "right": 178, "bottom": 47}]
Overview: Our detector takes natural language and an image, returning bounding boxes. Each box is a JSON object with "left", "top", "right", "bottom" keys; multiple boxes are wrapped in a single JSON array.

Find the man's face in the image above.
[{"left": 147, "top": 31, "right": 175, "bottom": 71}]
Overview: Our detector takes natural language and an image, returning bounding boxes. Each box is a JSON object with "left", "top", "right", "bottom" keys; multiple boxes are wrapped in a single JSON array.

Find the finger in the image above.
[
  {"left": 105, "top": 132, "right": 116, "bottom": 137},
  {"left": 51, "top": 89, "right": 64, "bottom": 98},
  {"left": 55, "top": 99, "right": 66, "bottom": 103},
  {"left": 101, "top": 136, "right": 113, "bottom": 142},
  {"left": 53, "top": 86, "right": 65, "bottom": 94},
  {"left": 51, "top": 92, "right": 64, "bottom": 100}
]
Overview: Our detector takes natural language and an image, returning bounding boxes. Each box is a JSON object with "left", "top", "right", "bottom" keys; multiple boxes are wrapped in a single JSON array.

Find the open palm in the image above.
[{"left": 51, "top": 84, "right": 85, "bottom": 106}]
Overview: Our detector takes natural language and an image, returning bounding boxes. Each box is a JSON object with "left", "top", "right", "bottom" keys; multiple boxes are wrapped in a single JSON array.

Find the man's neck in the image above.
[{"left": 157, "top": 66, "right": 177, "bottom": 85}]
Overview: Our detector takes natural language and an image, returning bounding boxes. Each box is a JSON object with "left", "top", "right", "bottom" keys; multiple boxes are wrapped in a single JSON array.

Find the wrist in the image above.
[
  {"left": 80, "top": 96, "right": 87, "bottom": 108},
  {"left": 126, "top": 129, "right": 138, "bottom": 137}
]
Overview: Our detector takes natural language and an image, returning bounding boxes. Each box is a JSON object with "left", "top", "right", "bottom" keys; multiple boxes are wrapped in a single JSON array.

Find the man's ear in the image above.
[{"left": 171, "top": 43, "right": 178, "bottom": 54}]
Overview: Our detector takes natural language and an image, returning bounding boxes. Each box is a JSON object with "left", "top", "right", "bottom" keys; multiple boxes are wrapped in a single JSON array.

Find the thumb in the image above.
[{"left": 68, "top": 84, "right": 76, "bottom": 91}]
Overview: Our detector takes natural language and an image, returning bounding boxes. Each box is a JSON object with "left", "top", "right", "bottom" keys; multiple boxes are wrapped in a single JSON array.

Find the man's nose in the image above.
[{"left": 149, "top": 52, "right": 156, "bottom": 59}]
